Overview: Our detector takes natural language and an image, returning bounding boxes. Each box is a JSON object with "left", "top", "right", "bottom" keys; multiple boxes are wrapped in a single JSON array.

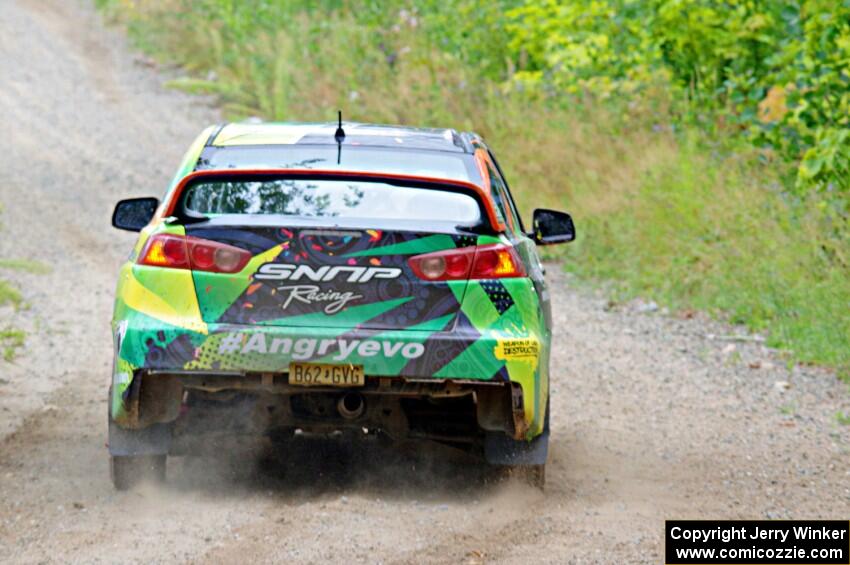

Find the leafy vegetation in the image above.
[
  {"left": 507, "top": 2, "right": 849, "bottom": 181},
  {"left": 97, "top": 0, "right": 848, "bottom": 369}
]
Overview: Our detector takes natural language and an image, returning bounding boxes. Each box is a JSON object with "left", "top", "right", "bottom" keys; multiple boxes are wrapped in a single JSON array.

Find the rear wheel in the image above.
[
  {"left": 109, "top": 454, "right": 166, "bottom": 490},
  {"left": 486, "top": 399, "right": 549, "bottom": 490}
]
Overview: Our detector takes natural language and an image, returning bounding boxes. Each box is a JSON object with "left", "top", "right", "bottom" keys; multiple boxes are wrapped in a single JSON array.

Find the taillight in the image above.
[
  {"left": 408, "top": 247, "right": 474, "bottom": 281},
  {"left": 408, "top": 244, "right": 525, "bottom": 281},
  {"left": 138, "top": 234, "right": 251, "bottom": 273}
]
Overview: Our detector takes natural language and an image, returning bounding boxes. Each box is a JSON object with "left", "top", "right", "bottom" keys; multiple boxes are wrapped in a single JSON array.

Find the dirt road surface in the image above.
[{"left": 0, "top": 1, "right": 848, "bottom": 563}]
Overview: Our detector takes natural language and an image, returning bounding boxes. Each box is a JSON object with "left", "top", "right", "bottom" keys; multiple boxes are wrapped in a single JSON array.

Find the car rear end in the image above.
[{"left": 108, "top": 124, "right": 553, "bottom": 488}]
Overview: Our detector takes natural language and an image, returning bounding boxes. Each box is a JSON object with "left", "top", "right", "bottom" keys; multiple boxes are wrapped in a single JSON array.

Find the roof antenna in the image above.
[
  {"left": 334, "top": 110, "right": 346, "bottom": 142},
  {"left": 334, "top": 110, "right": 345, "bottom": 164}
]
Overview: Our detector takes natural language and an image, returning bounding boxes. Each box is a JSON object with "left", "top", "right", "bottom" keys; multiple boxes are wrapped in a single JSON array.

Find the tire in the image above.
[
  {"left": 110, "top": 454, "right": 166, "bottom": 490},
  {"left": 524, "top": 397, "right": 549, "bottom": 489},
  {"left": 486, "top": 399, "right": 548, "bottom": 489},
  {"left": 484, "top": 399, "right": 549, "bottom": 465}
]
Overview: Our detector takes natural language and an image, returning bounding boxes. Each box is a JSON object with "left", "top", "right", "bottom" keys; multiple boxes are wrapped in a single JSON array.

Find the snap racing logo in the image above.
[
  {"left": 217, "top": 333, "right": 425, "bottom": 361},
  {"left": 254, "top": 263, "right": 402, "bottom": 283},
  {"left": 276, "top": 285, "right": 362, "bottom": 315}
]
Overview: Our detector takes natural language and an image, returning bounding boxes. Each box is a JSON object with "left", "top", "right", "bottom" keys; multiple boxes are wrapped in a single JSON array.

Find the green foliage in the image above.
[
  {"left": 0, "top": 223, "right": 27, "bottom": 364},
  {"left": 655, "top": 0, "right": 793, "bottom": 104},
  {"left": 0, "top": 328, "right": 24, "bottom": 362},
  {"left": 758, "top": 0, "right": 850, "bottom": 218},
  {"left": 765, "top": 2, "right": 850, "bottom": 144},
  {"left": 566, "top": 136, "right": 849, "bottom": 366},
  {"left": 506, "top": 0, "right": 665, "bottom": 97},
  {"left": 798, "top": 128, "right": 850, "bottom": 205},
  {"left": 0, "top": 259, "right": 51, "bottom": 274},
  {"left": 0, "top": 203, "right": 25, "bottom": 310},
  {"left": 506, "top": 0, "right": 796, "bottom": 103},
  {"left": 0, "top": 280, "right": 21, "bottom": 309},
  {"left": 414, "top": 0, "right": 524, "bottom": 79},
  {"left": 0, "top": 201, "right": 31, "bottom": 362},
  {"left": 507, "top": 0, "right": 850, "bottom": 201}
]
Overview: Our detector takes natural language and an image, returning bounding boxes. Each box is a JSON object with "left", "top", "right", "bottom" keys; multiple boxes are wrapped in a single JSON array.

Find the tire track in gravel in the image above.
[{"left": 1, "top": 1, "right": 848, "bottom": 564}]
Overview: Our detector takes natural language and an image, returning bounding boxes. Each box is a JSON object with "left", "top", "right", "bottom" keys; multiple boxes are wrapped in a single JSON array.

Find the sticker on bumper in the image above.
[{"left": 494, "top": 338, "right": 539, "bottom": 360}]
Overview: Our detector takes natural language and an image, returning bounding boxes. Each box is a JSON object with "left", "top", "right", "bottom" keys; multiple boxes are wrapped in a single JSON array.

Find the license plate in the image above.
[{"left": 288, "top": 362, "right": 365, "bottom": 387}]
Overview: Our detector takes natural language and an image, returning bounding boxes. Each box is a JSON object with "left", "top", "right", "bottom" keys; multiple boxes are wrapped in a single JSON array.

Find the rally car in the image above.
[{"left": 108, "top": 121, "right": 575, "bottom": 489}]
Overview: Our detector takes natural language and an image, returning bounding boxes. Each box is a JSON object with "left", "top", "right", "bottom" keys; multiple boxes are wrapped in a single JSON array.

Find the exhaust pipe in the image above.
[{"left": 337, "top": 393, "right": 365, "bottom": 420}]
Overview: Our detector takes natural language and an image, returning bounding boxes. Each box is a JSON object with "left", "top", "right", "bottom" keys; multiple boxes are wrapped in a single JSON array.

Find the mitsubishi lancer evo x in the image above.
[{"left": 108, "top": 121, "right": 575, "bottom": 489}]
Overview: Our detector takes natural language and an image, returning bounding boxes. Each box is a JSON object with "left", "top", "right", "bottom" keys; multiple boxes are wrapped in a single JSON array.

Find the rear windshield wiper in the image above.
[
  {"left": 456, "top": 221, "right": 491, "bottom": 234},
  {"left": 168, "top": 207, "right": 209, "bottom": 225}
]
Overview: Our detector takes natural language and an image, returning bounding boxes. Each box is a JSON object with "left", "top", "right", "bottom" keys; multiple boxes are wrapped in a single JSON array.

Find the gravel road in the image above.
[{"left": 0, "top": 1, "right": 848, "bottom": 563}]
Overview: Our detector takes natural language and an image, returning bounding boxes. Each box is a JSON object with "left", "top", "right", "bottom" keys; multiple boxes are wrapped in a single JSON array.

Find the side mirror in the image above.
[
  {"left": 112, "top": 197, "right": 159, "bottom": 232},
  {"left": 530, "top": 208, "right": 575, "bottom": 245}
]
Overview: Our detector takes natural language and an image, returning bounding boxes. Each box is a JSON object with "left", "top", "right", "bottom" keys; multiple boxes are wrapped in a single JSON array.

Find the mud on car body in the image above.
[{"left": 108, "top": 122, "right": 575, "bottom": 489}]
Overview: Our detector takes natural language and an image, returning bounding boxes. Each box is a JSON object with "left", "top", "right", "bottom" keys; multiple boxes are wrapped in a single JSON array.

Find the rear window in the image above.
[{"left": 182, "top": 179, "right": 482, "bottom": 224}]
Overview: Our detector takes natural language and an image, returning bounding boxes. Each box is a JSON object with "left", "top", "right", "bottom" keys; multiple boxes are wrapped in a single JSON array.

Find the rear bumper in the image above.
[{"left": 111, "top": 321, "right": 549, "bottom": 439}]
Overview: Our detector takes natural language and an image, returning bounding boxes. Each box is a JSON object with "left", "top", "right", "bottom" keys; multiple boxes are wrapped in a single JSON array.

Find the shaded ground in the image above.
[{"left": 0, "top": 1, "right": 847, "bottom": 563}]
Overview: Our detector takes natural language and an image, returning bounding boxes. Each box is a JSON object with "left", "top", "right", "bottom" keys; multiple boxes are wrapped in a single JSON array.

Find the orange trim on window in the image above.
[
  {"left": 161, "top": 169, "right": 507, "bottom": 233},
  {"left": 474, "top": 150, "right": 515, "bottom": 232},
  {"left": 473, "top": 149, "right": 491, "bottom": 194}
]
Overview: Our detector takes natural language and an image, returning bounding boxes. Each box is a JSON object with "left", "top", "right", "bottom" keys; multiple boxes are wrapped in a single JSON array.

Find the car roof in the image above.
[
  {"left": 192, "top": 121, "right": 485, "bottom": 184},
  {"left": 162, "top": 122, "right": 506, "bottom": 232},
  {"left": 208, "top": 122, "right": 475, "bottom": 153}
]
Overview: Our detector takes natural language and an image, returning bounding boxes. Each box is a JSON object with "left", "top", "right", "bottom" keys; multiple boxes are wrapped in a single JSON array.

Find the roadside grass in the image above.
[
  {"left": 0, "top": 203, "right": 18, "bottom": 311},
  {"left": 565, "top": 138, "right": 850, "bottom": 368},
  {"left": 0, "top": 280, "right": 22, "bottom": 309},
  {"left": 0, "top": 259, "right": 51, "bottom": 275},
  {"left": 0, "top": 329, "right": 25, "bottom": 363},
  {"left": 0, "top": 273, "right": 23, "bottom": 359},
  {"left": 0, "top": 279, "right": 23, "bottom": 309},
  {"left": 97, "top": 1, "right": 849, "bottom": 371},
  {"left": 0, "top": 204, "right": 40, "bottom": 361}
]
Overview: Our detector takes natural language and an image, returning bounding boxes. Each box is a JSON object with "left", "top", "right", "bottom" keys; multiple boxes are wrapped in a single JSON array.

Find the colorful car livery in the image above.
[{"left": 108, "top": 121, "right": 575, "bottom": 489}]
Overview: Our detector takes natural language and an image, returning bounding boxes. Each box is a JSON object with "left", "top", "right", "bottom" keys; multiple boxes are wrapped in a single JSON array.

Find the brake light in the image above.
[
  {"left": 138, "top": 234, "right": 251, "bottom": 273},
  {"left": 408, "top": 244, "right": 525, "bottom": 281}
]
